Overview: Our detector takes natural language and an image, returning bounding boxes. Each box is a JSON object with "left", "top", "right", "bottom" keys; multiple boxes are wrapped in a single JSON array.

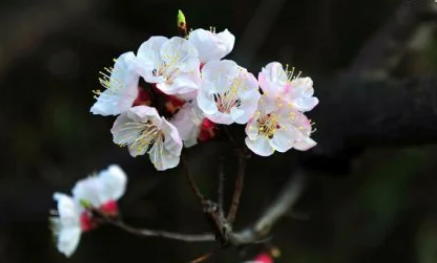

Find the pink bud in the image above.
[
  {"left": 253, "top": 253, "right": 273, "bottom": 263},
  {"left": 99, "top": 200, "right": 118, "bottom": 216}
]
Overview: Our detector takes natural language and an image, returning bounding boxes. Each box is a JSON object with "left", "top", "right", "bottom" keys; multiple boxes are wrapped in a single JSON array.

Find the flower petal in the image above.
[
  {"left": 197, "top": 83, "right": 219, "bottom": 115},
  {"left": 161, "top": 118, "right": 183, "bottom": 154},
  {"left": 293, "top": 137, "right": 317, "bottom": 151},
  {"left": 201, "top": 60, "right": 239, "bottom": 91},
  {"left": 245, "top": 117, "right": 260, "bottom": 140},
  {"left": 293, "top": 96, "right": 319, "bottom": 112},
  {"left": 90, "top": 52, "right": 139, "bottom": 116},
  {"left": 160, "top": 37, "right": 199, "bottom": 73},
  {"left": 270, "top": 128, "right": 295, "bottom": 153},
  {"left": 52, "top": 193, "right": 82, "bottom": 257},
  {"left": 56, "top": 226, "right": 82, "bottom": 257},
  {"left": 156, "top": 71, "right": 200, "bottom": 95},
  {"left": 72, "top": 177, "right": 104, "bottom": 207},
  {"left": 208, "top": 111, "right": 235, "bottom": 125},
  {"left": 128, "top": 105, "right": 162, "bottom": 126},
  {"left": 137, "top": 36, "right": 168, "bottom": 82},
  {"left": 216, "top": 29, "right": 235, "bottom": 55},
  {"left": 245, "top": 136, "right": 275, "bottom": 157},
  {"left": 111, "top": 112, "right": 141, "bottom": 147},
  {"left": 188, "top": 28, "right": 235, "bottom": 63},
  {"left": 97, "top": 165, "right": 127, "bottom": 201},
  {"left": 170, "top": 102, "right": 204, "bottom": 148},
  {"left": 146, "top": 118, "right": 182, "bottom": 171},
  {"left": 53, "top": 193, "right": 81, "bottom": 221},
  {"left": 234, "top": 73, "right": 261, "bottom": 124}
]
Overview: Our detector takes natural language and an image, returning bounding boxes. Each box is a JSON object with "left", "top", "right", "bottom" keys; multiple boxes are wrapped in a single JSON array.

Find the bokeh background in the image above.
[{"left": 1, "top": 0, "right": 437, "bottom": 262}]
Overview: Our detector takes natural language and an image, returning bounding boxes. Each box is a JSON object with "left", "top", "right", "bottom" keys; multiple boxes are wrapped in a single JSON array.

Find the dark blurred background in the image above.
[{"left": 1, "top": 0, "right": 437, "bottom": 262}]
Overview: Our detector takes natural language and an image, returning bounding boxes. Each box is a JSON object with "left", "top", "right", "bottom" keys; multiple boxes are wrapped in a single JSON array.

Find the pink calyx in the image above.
[
  {"left": 99, "top": 200, "right": 119, "bottom": 216},
  {"left": 253, "top": 253, "right": 273, "bottom": 263},
  {"left": 80, "top": 212, "right": 94, "bottom": 232}
]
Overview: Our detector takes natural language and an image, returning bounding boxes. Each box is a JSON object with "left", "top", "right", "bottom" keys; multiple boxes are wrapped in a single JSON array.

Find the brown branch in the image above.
[
  {"left": 102, "top": 215, "right": 215, "bottom": 242},
  {"left": 227, "top": 153, "right": 247, "bottom": 224},
  {"left": 226, "top": 170, "right": 306, "bottom": 245},
  {"left": 312, "top": 75, "right": 437, "bottom": 156},
  {"left": 94, "top": 168, "right": 304, "bottom": 247},
  {"left": 217, "top": 156, "right": 225, "bottom": 213},
  {"left": 181, "top": 156, "right": 206, "bottom": 204},
  {"left": 349, "top": 0, "right": 437, "bottom": 77},
  {"left": 223, "top": 126, "right": 238, "bottom": 148}
]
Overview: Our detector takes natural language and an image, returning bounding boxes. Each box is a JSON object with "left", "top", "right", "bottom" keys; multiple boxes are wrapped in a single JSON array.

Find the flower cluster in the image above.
[
  {"left": 90, "top": 11, "right": 318, "bottom": 171},
  {"left": 50, "top": 165, "right": 127, "bottom": 257}
]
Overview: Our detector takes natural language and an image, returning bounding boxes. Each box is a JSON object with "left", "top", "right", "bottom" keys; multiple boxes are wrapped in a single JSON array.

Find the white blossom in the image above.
[
  {"left": 188, "top": 28, "right": 235, "bottom": 64},
  {"left": 50, "top": 193, "right": 83, "bottom": 257},
  {"left": 136, "top": 36, "right": 200, "bottom": 95},
  {"left": 111, "top": 106, "right": 183, "bottom": 171},
  {"left": 245, "top": 95, "right": 316, "bottom": 156},
  {"left": 170, "top": 100, "right": 205, "bottom": 148},
  {"left": 290, "top": 109, "right": 317, "bottom": 151},
  {"left": 91, "top": 52, "right": 140, "bottom": 116},
  {"left": 72, "top": 165, "right": 127, "bottom": 211},
  {"left": 50, "top": 165, "right": 128, "bottom": 257},
  {"left": 197, "top": 60, "right": 261, "bottom": 125},
  {"left": 258, "top": 62, "right": 318, "bottom": 112}
]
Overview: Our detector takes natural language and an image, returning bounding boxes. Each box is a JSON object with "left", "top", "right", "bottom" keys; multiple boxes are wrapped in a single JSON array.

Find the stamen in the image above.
[
  {"left": 257, "top": 113, "right": 281, "bottom": 139},
  {"left": 117, "top": 120, "right": 165, "bottom": 155},
  {"left": 283, "top": 64, "right": 303, "bottom": 83},
  {"left": 154, "top": 53, "right": 183, "bottom": 84},
  {"left": 309, "top": 119, "right": 317, "bottom": 134},
  {"left": 214, "top": 69, "right": 248, "bottom": 113},
  {"left": 93, "top": 60, "right": 126, "bottom": 100},
  {"left": 209, "top": 26, "right": 216, "bottom": 33}
]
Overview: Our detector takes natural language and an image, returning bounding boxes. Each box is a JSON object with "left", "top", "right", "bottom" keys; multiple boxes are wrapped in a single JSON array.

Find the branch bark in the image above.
[
  {"left": 349, "top": 0, "right": 437, "bottom": 77},
  {"left": 101, "top": 213, "right": 215, "bottom": 242},
  {"left": 106, "top": 170, "right": 306, "bottom": 246},
  {"left": 226, "top": 170, "right": 306, "bottom": 245},
  {"left": 227, "top": 154, "right": 247, "bottom": 224},
  {"left": 311, "top": 75, "right": 437, "bottom": 156}
]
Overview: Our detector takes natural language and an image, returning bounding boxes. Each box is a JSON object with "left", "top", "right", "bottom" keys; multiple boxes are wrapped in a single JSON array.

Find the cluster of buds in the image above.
[
  {"left": 90, "top": 10, "right": 318, "bottom": 171},
  {"left": 50, "top": 165, "right": 127, "bottom": 257}
]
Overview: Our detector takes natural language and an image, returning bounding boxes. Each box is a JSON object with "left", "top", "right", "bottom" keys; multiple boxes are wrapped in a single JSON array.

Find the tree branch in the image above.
[
  {"left": 312, "top": 75, "right": 437, "bottom": 155},
  {"left": 227, "top": 153, "right": 248, "bottom": 224},
  {"left": 349, "top": 0, "right": 437, "bottom": 77},
  {"left": 181, "top": 156, "right": 206, "bottom": 204},
  {"left": 97, "top": 169, "right": 305, "bottom": 247},
  {"left": 217, "top": 156, "right": 225, "bottom": 213},
  {"left": 103, "top": 215, "right": 215, "bottom": 242},
  {"left": 226, "top": 170, "right": 306, "bottom": 245}
]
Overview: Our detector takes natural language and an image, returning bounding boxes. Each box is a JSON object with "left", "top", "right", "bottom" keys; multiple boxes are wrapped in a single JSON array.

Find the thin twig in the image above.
[
  {"left": 98, "top": 213, "right": 215, "bottom": 242},
  {"left": 222, "top": 126, "right": 250, "bottom": 224},
  {"left": 349, "top": 0, "right": 437, "bottom": 77},
  {"left": 96, "top": 169, "right": 305, "bottom": 247},
  {"left": 227, "top": 153, "right": 247, "bottom": 224},
  {"left": 253, "top": 170, "right": 306, "bottom": 234},
  {"left": 181, "top": 156, "right": 205, "bottom": 204},
  {"left": 217, "top": 156, "right": 225, "bottom": 213},
  {"left": 223, "top": 126, "right": 238, "bottom": 148},
  {"left": 226, "top": 170, "right": 306, "bottom": 245},
  {"left": 189, "top": 252, "right": 214, "bottom": 263}
]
